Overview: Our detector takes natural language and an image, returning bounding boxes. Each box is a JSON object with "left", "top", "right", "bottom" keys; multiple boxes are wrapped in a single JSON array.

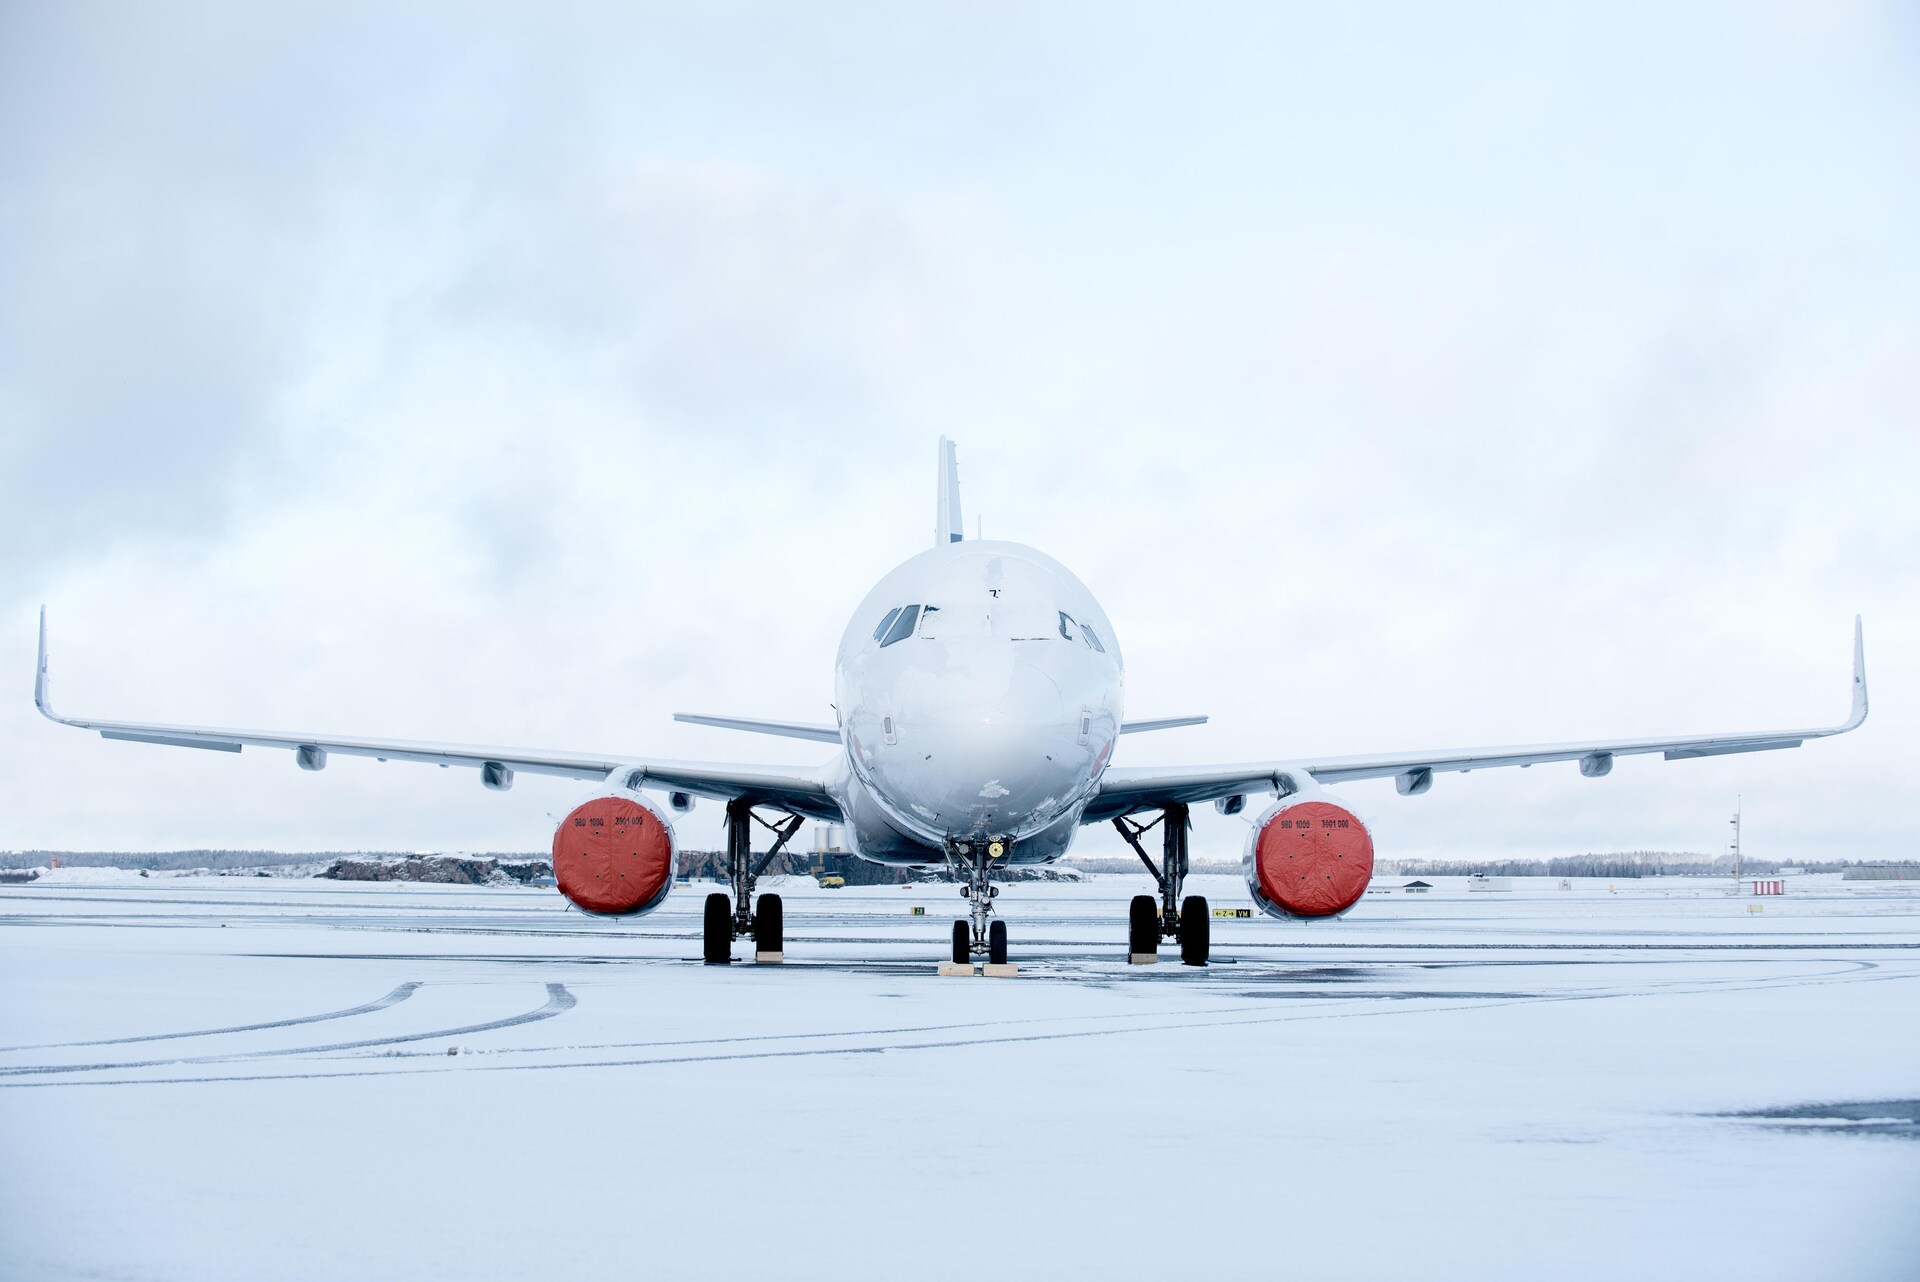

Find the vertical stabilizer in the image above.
[{"left": 935, "top": 437, "right": 964, "bottom": 546}]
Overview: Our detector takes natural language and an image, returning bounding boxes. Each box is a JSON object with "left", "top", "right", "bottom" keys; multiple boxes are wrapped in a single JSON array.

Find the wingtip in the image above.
[
  {"left": 34, "top": 605, "right": 53, "bottom": 720},
  {"left": 1848, "top": 615, "right": 1867, "bottom": 729}
]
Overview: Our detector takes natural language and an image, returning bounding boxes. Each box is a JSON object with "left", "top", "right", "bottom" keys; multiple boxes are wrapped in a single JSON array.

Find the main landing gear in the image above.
[
  {"left": 1112, "top": 802, "right": 1209, "bottom": 966},
  {"left": 947, "top": 840, "right": 1011, "bottom": 966},
  {"left": 703, "top": 798, "right": 803, "bottom": 965}
]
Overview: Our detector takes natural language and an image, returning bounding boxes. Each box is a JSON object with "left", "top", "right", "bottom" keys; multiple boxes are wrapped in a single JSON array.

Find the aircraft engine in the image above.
[
  {"left": 1243, "top": 797, "right": 1375, "bottom": 919},
  {"left": 551, "top": 790, "right": 676, "bottom": 917}
]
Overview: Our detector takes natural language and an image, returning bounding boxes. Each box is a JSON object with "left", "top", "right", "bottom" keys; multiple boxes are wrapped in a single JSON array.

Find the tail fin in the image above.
[{"left": 935, "top": 437, "right": 963, "bottom": 546}]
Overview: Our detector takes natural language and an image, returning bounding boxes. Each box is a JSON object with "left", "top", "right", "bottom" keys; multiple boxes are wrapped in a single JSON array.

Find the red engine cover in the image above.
[
  {"left": 1249, "top": 799, "right": 1374, "bottom": 918},
  {"left": 552, "top": 794, "right": 674, "bottom": 916}
]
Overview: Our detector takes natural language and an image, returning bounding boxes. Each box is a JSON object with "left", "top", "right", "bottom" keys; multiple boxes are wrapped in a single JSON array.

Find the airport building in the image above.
[{"left": 1842, "top": 863, "right": 1920, "bottom": 880}]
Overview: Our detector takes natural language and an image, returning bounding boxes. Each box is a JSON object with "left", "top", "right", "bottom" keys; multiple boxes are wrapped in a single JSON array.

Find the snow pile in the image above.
[
  {"left": 320, "top": 855, "right": 552, "bottom": 886},
  {"left": 25, "top": 866, "right": 150, "bottom": 884}
]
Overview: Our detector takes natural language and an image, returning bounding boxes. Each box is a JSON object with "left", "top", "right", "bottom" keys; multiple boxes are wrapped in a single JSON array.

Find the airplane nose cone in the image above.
[
  {"left": 864, "top": 652, "right": 1091, "bottom": 840},
  {"left": 931, "top": 729, "right": 1080, "bottom": 837}
]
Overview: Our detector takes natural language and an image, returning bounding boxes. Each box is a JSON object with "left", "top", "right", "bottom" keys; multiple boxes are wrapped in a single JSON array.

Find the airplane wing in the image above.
[
  {"left": 33, "top": 610, "right": 839, "bottom": 820},
  {"left": 674, "top": 713, "right": 841, "bottom": 743},
  {"left": 1085, "top": 618, "right": 1868, "bottom": 823},
  {"left": 672, "top": 712, "right": 1210, "bottom": 741},
  {"left": 1119, "top": 716, "right": 1209, "bottom": 734}
]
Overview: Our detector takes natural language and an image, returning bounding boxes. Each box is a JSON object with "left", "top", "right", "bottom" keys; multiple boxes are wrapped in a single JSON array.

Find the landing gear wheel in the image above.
[
  {"left": 718, "top": 799, "right": 802, "bottom": 964},
  {"left": 753, "top": 893, "right": 784, "bottom": 955},
  {"left": 1128, "top": 894, "right": 1159, "bottom": 959},
  {"left": 951, "top": 920, "right": 971, "bottom": 966},
  {"left": 1178, "top": 895, "right": 1210, "bottom": 966},
  {"left": 988, "top": 919, "right": 1008, "bottom": 966},
  {"left": 702, "top": 892, "right": 733, "bottom": 964}
]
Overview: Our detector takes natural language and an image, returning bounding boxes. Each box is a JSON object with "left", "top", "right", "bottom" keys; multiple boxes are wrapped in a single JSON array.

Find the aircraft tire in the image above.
[
  {"left": 1179, "top": 895, "right": 1210, "bottom": 966},
  {"left": 703, "top": 892, "right": 732, "bottom": 964},
  {"left": 988, "top": 919, "right": 1008, "bottom": 966},
  {"left": 754, "top": 893, "right": 784, "bottom": 954},
  {"left": 951, "top": 920, "right": 970, "bottom": 965},
  {"left": 1128, "top": 894, "right": 1159, "bottom": 957}
]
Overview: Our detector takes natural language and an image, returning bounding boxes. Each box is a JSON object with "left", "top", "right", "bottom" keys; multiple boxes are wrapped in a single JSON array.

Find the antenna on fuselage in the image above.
[{"left": 936, "top": 437, "right": 964, "bottom": 546}]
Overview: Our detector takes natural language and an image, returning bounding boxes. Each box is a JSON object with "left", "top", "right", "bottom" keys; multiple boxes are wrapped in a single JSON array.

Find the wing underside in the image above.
[
  {"left": 34, "top": 610, "right": 839, "bottom": 820},
  {"left": 1086, "top": 618, "right": 1868, "bottom": 823},
  {"left": 674, "top": 711, "right": 1211, "bottom": 741}
]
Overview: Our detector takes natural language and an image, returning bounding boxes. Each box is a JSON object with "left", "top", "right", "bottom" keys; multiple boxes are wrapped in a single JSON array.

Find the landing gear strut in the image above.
[
  {"left": 703, "top": 798, "right": 803, "bottom": 964},
  {"left": 1112, "top": 803, "right": 1209, "bottom": 965},
  {"left": 947, "top": 839, "right": 1010, "bottom": 963}
]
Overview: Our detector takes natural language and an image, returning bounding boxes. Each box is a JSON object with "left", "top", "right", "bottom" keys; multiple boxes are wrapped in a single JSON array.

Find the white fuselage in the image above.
[{"left": 826, "top": 541, "right": 1122, "bottom": 866}]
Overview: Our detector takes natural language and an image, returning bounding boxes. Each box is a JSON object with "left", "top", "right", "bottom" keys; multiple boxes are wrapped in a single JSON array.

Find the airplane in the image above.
[{"left": 35, "top": 439, "right": 1869, "bottom": 969}]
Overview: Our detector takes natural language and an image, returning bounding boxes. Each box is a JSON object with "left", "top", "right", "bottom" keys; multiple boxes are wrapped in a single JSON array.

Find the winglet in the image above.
[
  {"left": 34, "top": 605, "right": 61, "bottom": 723},
  {"left": 935, "top": 437, "right": 963, "bottom": 547},
  {"left": 1845, "top": 614, "right": 1868, "bottom": 731}
]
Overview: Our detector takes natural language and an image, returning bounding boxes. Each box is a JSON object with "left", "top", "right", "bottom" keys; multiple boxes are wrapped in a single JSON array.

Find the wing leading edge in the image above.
[
  {"left": 34, "top": 609, "right": 839, "bottom": 820},
  {"left": 1087, "top": 618, "right": 1868, "bottom": 823},
  {"left": 673, "top": 711, "right": 1210, "bottom": 741}
]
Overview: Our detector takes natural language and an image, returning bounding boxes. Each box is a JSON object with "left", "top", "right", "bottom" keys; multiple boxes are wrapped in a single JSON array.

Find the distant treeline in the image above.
[
  {"left": 4, "top": 849, "right": 1900, "bottom": 878},
  {"left": 0, "top": 849, "right": 543, "bottom": 871},
  {"left": 1376, "top": 852, "right": 1874, "bottom": 879},
  {"left": 0, "top": 848, "right": 1075, "bottom": 884}
]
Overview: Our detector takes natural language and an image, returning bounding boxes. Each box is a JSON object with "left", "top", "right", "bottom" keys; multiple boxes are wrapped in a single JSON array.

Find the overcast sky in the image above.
[{"left": 2, "top": 2, "right": 1915, "bottom": 864}]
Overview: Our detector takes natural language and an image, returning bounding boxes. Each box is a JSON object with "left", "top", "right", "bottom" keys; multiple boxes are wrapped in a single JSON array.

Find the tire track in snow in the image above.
[
  {"left": 0, "top": 983, "right": 421, "bottom": 1053},
  {"left": 9, "top": 959, "right": 1914, "bottom": 1088},
  {"left": 0, "top": 983, "right": 574, "bottom": 1078}
]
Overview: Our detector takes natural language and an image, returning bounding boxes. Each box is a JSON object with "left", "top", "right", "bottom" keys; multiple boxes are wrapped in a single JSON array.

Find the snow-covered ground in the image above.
[{"left": 2, "top": 873, "right": 1915, "bottom": 1280}]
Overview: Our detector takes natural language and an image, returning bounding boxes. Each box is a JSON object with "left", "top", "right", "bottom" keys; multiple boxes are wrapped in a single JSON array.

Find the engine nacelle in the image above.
[
  {"left": 1243, "top": 796, "right": 1375, "bottom": 920},
  {"left": 551, "top": 789, "right": 675, "bottom": 917}
]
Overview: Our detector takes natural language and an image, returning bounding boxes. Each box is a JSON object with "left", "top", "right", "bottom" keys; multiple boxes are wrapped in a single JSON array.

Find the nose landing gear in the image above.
[
  {"left": 947, "top": 840, "right": 1011, "bottom": 965},
  {"left": 1112, "top": 803, "right": 1209, "bottom": 966},
  {"left": 703, "top": 798, "right": 803, "bottom": 964}
]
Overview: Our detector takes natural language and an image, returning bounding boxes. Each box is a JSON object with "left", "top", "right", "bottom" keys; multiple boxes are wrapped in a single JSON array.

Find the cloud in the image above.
[{"left": 1, "top": 2, "right": 1915, "bottom": 864}]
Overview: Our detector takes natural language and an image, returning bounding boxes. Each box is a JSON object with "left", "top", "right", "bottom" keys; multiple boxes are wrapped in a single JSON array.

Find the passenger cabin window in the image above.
[{"left": 879, "top": 604, "right": 921, "bottom": 647}]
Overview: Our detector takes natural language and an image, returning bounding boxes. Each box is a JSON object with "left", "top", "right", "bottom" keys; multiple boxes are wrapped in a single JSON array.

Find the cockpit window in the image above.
[
  {"left": 1058, "top": 611, "right": 1107, "bottom": 652},
  {"left": 890, "top": 598, "right": 1108, "bottom": 650},
  {"left": 919, "top": 602, "right": 981, "bottom": 639},
  {"left": 879, "top": 604, "right": 921, "bottom": 647},
  {"left": 997, "top": 601, "right": 1057, "bottom": 641}
]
